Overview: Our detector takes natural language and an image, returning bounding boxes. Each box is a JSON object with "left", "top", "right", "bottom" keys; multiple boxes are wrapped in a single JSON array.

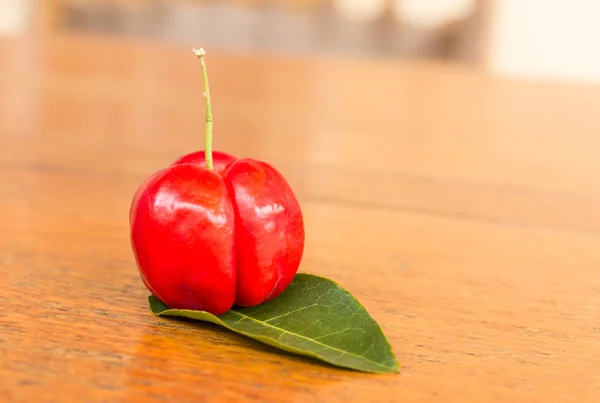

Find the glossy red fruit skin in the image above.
[
  {"left": 170, "top": 150, "right": 238, "bottom": 175},
  {"left": 129, "top": 163, "right": 236, "bottom": 315},
  {"left": 223, "top": 158, "right": 305, "bottom": 307}
]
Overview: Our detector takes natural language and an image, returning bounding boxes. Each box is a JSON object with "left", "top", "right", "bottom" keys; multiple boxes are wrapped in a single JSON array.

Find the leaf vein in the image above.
[
  {"left": 313, "top": 327, "right": 352, "bottom": 340},
  {"left": 263, "top": 303, "right": 318, "bottom": 323}
]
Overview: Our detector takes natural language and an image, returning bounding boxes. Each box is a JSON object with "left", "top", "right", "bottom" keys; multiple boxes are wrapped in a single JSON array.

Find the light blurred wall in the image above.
[
  {"left": 486, "top": 0, "right": 600, "bottom": 85},
  {"left": 0, "top": 0, "right": 33, "bottom": 36}
]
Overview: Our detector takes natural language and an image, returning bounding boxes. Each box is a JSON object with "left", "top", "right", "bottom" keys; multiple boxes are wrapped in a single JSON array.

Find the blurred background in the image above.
[{"left": 2, "top": 0, "right": 600, "bottom": 86}]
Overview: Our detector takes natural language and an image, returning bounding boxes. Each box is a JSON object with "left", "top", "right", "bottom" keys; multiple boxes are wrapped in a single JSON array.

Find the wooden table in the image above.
[{"left": 1, "top": 33, "right": 599, "bottom": 403}]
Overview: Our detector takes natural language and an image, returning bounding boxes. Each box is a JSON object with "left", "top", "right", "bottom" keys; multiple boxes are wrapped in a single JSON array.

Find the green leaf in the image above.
[{"left": 148, "top": 273, "right": 399, "bottom": 373}]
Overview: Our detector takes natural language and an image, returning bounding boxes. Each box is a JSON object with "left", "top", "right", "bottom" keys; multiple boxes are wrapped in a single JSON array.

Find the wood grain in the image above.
[{"left": 1, "top": 32, "right": 600, "bottom": 402}]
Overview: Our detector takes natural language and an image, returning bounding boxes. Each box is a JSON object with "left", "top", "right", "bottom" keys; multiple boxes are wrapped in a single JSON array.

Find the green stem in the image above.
[{"left": 194, "top": 48, "right": 213, "bottom": 170}]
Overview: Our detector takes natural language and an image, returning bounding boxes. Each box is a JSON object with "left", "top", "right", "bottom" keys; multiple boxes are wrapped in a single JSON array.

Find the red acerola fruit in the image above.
[
  {"left": 129, "top": 48, "right": 304, "bottom": 315},
  {"left": 130, "top": 156, "right": 304, "bottom": 314}
]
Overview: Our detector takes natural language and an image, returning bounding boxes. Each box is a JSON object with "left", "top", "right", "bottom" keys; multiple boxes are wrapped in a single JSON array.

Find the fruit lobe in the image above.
[
  {"left": 223, "top": 158, "right": 305, "bottom": 306},
  {"left": 130, "top": 163, "right": 236, "bottom": 315}
]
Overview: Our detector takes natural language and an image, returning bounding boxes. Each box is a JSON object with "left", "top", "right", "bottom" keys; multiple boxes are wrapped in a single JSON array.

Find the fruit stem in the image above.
[{"left": 193, "top": 48, "right": 213, "bottom": 170}]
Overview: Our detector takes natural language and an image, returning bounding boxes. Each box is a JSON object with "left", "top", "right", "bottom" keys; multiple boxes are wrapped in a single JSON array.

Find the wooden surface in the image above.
[{"left": 1, "top": 32, "right": 600, "bottom": 403}]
